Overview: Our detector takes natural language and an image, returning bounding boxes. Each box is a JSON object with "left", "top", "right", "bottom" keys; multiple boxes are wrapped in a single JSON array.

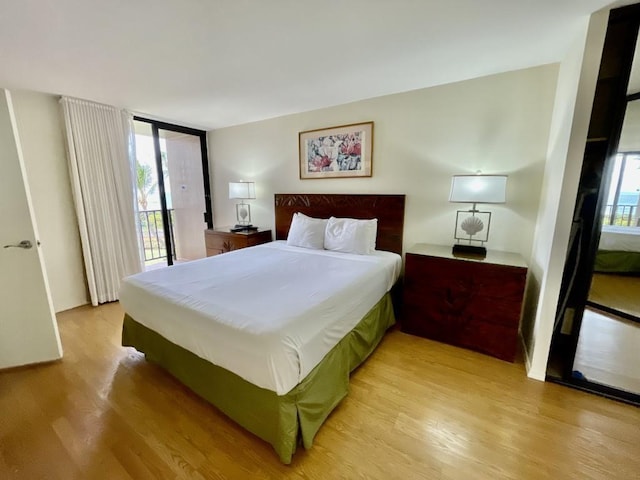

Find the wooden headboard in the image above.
[{"left": 274, "top": 194, "right": 406, "bottom": 255}]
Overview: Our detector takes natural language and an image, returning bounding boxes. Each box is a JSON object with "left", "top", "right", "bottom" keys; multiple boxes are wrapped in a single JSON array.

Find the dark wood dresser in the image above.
[
  {"left": 402, "top": 244, "right": 527, "bottom": 362},
  {"left": 204, "top": 228, "right": 272, "bottom": 256}
]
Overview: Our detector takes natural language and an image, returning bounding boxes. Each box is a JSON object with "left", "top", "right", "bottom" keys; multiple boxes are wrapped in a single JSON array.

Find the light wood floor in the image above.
[
  {"left": 589, "top": 273, "right": 640, "bottom": 319},
  {"left": 574, "top": 308, "right": 640, "bottom": 395},
  {"left": 1, "top": 303, "right": 639, "bottom": 479}
]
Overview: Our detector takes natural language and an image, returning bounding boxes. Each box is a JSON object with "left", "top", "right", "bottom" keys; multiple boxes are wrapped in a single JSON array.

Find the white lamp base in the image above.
[
  {"left": 235, "top": 202, "right": 251, "bottom": 226},
  {"left": 453, "top": 208, "right": 491, "bottom": 257}
]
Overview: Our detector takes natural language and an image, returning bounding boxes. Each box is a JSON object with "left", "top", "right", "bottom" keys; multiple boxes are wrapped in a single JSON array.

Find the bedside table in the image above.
[
  {"left": 204, "top": 228, "right": 272, "bottom": 256},
  {"left": 402, "top": 244, "right": 527, "bottom": 362}
]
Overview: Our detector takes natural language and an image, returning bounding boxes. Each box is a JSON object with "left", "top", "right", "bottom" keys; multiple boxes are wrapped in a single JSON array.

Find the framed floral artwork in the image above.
[{"left": 298, "top": 121, "right": 373, "bottom": 179}]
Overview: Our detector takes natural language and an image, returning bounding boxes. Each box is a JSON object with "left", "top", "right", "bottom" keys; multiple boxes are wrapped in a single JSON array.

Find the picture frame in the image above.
[
  {"left": 298, "top": 121, "right": 373, "bottom": 179},
  {"left": 454, "top": 211, "right": 491, "bottom": 244}
]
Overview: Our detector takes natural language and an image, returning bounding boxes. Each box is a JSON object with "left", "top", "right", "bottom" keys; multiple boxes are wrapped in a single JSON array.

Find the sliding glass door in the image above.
[{"left": 133, "top": 118, "right": 211, "bottom": 269}]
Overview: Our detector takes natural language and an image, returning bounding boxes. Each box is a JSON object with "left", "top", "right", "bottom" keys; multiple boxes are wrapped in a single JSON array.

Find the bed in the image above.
[
  {"left": 120, "top": 193, "right": 405, "bottom": 463},
  {"left": 595, "top": 225, "right": 640, "bottom": 274}
]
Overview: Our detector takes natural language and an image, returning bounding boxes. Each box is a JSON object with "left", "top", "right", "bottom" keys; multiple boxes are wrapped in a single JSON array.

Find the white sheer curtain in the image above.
[{"left": 60, "top": 97, "right": 142, "bottom": 306}]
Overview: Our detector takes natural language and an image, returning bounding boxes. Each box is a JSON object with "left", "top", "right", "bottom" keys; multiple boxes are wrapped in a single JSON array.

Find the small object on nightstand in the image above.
[
  {"left": 230, "top": 225, "right": 258, "bottom": 232},
  {"left": 452, "top": 243, "right": 486, "bottom": 257}
]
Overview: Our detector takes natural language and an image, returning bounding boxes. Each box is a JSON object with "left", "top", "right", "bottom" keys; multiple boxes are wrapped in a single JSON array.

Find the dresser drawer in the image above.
[
  {"left": 405, "top": 253, "right": 526, "bottom": 300},
  {"left": 403, "top": 308, "right": 519, "bottom": 361},
  {"left": 402, "top": 245, "right": 527, "bottom": 362},
  {"left": 243, "top": 230, "right": 272, "bottom": 246},
  {"left": 204, "top": 228, "right": 272, "bottom": 256},
  {"left": 205, "top": 233, "right": 235, "bottom": 252}
]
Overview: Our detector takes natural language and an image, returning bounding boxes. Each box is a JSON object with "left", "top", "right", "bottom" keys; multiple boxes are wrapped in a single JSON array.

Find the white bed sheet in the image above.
[
  {"left": 119, "top": 241, "right": 401, "bottom": 395},
  {"left": 599, "top": 225, "right": 640, "bottom": 252}
]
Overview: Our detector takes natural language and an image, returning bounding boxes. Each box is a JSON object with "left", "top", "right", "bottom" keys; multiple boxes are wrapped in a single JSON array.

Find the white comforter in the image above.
[
  {"left": 119, "top": 241, "right": 401, "bottom": 395},
  {"left": 599, "top": 225, "right": 640, "bottom": 252}
]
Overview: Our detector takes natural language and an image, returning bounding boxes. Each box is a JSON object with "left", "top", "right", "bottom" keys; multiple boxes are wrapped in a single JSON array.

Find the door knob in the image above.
[{"left": 3, "top": 240, "right": 33, "bottom": 249}]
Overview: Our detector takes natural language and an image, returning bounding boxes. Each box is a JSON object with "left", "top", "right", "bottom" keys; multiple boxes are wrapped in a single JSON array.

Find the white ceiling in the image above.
[{"left": 0, "top": 0, "right": 618, "bottom": 130}]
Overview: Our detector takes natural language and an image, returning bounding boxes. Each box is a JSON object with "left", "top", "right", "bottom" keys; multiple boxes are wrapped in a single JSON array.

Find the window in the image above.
[{"left": 603, "top": 152, "right": 640, "bottom": 227}]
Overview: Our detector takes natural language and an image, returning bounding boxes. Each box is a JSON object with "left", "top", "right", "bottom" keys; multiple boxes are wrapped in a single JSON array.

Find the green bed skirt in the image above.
[
  {"left": 121, "top": 292, "right": 395, "bottom": 464},
  {"left": 594, "top": 250, "right": 640, "bottom": 274}
]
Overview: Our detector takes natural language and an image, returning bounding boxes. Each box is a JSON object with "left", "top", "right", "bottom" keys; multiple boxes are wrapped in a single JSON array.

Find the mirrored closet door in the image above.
[
  {"left": 573, "top": 36, "right": 640, "bottom": 398},
  {"left": 549, "top": 3, "right": 640, "bottom": 405}
]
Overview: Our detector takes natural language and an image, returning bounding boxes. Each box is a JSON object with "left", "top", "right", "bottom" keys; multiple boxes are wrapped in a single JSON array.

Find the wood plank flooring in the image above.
[
  {"left": 574, "top": 308, "right": 640, "bottom": 395},
  {"left": 1, "top": 302, "right": 639, "bottom": 479},
  {"left": 589, "top": 273, "right": 640, "bottom": 319}
]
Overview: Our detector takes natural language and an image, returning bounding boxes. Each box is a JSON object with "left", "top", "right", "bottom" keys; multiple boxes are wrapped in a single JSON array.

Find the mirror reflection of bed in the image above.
[
  {"left": 589, "top": 222, "right": 640, "bottom": 318},
  {"left": 573, "top": 94, "right": 640, "bottom": 396},
  {"left": 590, "top": 225, "right": 640, "bottom": 318}
]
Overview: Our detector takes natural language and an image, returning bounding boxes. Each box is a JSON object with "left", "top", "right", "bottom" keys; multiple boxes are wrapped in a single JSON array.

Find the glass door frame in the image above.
[{"left": 133, "top": 116, "right": 212, "bottom": 266}]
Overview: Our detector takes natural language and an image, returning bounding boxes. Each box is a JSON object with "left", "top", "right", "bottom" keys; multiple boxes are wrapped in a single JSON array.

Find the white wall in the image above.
[
  {"left": 209, "top": 65, "right": 558, "bottom": 260},
  {"left": 522, "top": 10, "right": 609, "bottom": 379},
  {"left": 11, "top": 90, "right": 88, "bottom": 312}
]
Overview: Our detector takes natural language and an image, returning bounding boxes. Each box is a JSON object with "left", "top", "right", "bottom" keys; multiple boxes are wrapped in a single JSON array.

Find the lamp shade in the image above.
[
  {"left": 229, "top": 181, "right": 256, "bottom": 200},
  {"left": 449, "top": 175, "right": 507, "bottom": 204}
]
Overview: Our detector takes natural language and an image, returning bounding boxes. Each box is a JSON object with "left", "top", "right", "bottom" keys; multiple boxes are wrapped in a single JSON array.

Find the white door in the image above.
[{"left": 0, "top": 89, "right": 62, "bottom": 368}]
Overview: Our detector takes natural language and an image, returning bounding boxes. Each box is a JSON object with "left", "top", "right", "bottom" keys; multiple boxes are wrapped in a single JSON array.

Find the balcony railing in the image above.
[
  {"left": 138, "top": 209, "right": 175, "bottom": 263},
  {"left": 603, "top": 204, "right": 638, "bottom": 227}
]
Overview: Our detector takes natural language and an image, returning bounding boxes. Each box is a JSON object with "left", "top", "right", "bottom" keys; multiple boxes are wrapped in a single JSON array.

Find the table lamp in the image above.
[
  {"left": 449, "top": 174, "right": 507, "bottom": 256},
  {"left": 229, "top": 181, "right": 256, "bottom": 229}
]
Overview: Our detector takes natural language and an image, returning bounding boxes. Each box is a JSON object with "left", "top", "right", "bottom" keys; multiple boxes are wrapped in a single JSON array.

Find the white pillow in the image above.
[
  {"left": 286, "top": 212, "right": 328, "bottom": 249},
  {"left": 324, "top": 217, "right": 378, "bottom": 255}
]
